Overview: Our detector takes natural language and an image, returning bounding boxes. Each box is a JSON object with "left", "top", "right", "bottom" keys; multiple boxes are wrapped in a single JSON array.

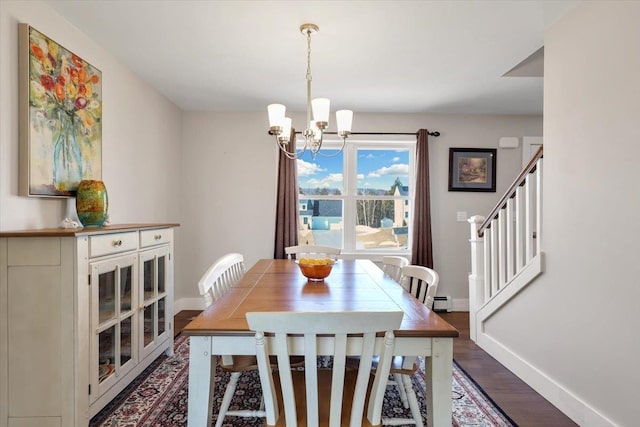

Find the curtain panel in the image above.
[
  {"left": 411, "top": 129, "right": 434, "bottom": 268},
  {"left": 274, "top": 128, "right": 299, "bottom": 259}
]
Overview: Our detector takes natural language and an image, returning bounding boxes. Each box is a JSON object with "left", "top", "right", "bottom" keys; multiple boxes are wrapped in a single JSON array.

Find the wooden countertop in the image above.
[{"left": 0, "top": 223, "right": 180, "bottom": 237}]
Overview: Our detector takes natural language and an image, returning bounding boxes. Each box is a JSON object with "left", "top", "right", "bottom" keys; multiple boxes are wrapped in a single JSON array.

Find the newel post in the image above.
[{"left": 468, "top": 215, "right": 485, "bottom": 342}]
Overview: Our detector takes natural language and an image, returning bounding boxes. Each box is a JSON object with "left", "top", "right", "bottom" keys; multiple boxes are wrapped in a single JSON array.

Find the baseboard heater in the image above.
[{"left": 433, "top": 296, "right": 452, "bottom": 312}]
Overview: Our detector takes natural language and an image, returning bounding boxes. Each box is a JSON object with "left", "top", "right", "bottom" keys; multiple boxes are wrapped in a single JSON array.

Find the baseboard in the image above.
[
  {"left": 474, "top": 251, "right": 614, "bottom": 426},
  {"left": 451, "top": 298, "right": 469, "bottom": 312},
  {"left": 174, "top": 297, "right": 206, "bottom": 314},
  {"left": 477, "top": 332, "right": 616, "bottom": 427}
]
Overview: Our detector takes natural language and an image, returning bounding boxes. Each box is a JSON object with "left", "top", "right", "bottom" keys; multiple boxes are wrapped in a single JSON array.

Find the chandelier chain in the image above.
[
  {"left": 305, "top": 28, "right": 313, "bottom": 144},
  {"left": 306, "top": 28, "right": 312, "bottom": 82}
]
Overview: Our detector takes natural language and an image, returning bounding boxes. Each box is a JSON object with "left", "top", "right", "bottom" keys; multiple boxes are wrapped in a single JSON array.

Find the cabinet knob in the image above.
[
  {"left": 154, "top": 234, "right": 162, "bottom": 240},
  {"left": 112, "top": 240, "right": 123, "bottom": 247}
]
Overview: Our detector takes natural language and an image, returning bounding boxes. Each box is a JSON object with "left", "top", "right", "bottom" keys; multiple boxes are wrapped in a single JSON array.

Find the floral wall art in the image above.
[{"left": 19, "top": 24, "right": 102, "bottom": 197}]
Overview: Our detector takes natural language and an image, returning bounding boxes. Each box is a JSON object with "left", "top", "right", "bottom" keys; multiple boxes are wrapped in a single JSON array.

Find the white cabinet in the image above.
[{"left": 0, "top": 224, "right": 178, "bottom": 427}]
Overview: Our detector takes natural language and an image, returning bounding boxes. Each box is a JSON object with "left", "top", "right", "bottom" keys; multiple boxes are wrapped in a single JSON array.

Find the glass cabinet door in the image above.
[
  {"left": 139, "top": 246, "right": 171, "bottom": 360},
  {"left": 90, "top": 254, "right": 138, "bottom": 402}
]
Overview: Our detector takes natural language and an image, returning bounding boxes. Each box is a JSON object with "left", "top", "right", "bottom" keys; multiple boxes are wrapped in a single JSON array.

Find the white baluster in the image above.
[
  {"left": 498, "top": 209, "right": 507, "bottom": 290},
  {"left": 535, "top": 158, "right": 543, "bottom": 256},
  {"left": 515, "top": 186, "right": 524, "bottom": 272},
  {"left": 468, "top": 215, "right": 485, "bottom": 342},
  {"left": 490, "top": 220, "right": 499, "bottom": 296},
  {"left": 506, "top": 198, "right": 515, "bottom": 281},
  {"left": 525, "top": 177, "right": 534, "bottom": 263},
  {"left": 483, "top": 229, "right": 491, "bottom": 301}
]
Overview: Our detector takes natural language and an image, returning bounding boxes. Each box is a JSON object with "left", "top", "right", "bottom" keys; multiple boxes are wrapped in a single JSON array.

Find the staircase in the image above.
[{"left": 467, "top": 147, "right": 544, "bottom": 342}]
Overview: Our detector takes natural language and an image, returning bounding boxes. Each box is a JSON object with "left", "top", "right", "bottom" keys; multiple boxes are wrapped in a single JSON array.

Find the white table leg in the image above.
[
  {"left": 187, "top": 336, "right": 216, "bottom": 427},
  {"left": 424, "top": 337, "right": 453, "bottom": 427}
]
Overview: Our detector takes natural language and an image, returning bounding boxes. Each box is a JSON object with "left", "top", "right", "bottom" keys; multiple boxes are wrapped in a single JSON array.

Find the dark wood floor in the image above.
[
  {"left": 174, "top": 310, "right": 202, "bottom": 337},
  {"left": 437, "top": 312, "right": 577, "bottom": 427},
  {"left": 174, "top": 310, "right": 577, "bottom": 427}
]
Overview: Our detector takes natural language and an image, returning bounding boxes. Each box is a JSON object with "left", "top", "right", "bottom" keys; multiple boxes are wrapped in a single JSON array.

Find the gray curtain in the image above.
[
  {"left": 274, "top": 128, "right": 299, "bottom": 259},
  {"left": 411, "top": 129, "right": 433, "bottom": 268}
]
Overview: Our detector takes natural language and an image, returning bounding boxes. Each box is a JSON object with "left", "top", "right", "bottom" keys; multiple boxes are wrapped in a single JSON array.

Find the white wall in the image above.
[
  {"left": 177, "top": 112, "right": 278, "bottom": 309},
  {"left": 177, "top": 111, "right": 541, "bottom": 309},
  {"left": 0, "top": 1, "right": 182, "bottom": 230},
  {"left": 481, "top": 2, "right": 639, "bottom": 426}
]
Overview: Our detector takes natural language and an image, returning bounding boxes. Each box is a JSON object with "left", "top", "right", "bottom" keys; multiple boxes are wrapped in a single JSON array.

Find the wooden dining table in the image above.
[{"left": 182, "top": 259, "right": 459, "bottom": 427}]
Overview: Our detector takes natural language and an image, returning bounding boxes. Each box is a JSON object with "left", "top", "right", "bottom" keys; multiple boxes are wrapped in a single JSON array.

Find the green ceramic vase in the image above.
[{"left": 75, "top": 180, "right": 108, "bottom": 227}]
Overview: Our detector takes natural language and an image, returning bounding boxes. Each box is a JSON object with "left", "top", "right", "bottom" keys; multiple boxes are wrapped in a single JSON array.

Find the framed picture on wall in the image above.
[
  {"left": 19, "top": 23, "right": 102, "bottom": 198},
  {"left": 448, "top": 148, "right": 496, "bottom": 192}
]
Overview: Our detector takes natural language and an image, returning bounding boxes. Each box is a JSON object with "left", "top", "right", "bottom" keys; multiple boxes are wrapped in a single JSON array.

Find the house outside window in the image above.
[{"left": 296, "top": 139, "right": 414, "bottom": 255}]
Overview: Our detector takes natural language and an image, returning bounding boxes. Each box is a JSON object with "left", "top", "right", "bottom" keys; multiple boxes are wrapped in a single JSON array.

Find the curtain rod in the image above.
[
  {"left": 323, "top": 131, "right": 440, "bottom": 137},
  {"left": 270, "top": 130, "right": 440, "bottom": 137}
]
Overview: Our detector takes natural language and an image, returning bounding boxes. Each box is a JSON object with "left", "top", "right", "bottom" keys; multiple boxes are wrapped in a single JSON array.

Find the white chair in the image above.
[
  {"left": 381, "top": 255, "right": 409, "bottom": 284},
  {"left": 197, "top": 253, "right": 262, "bottom": 427},
  {"left": 380, "top": 265, "right": 440, "bottom": 427},
  {"left": 198, "top": 252, "right": 245, "bottom": 308},
  {"left": 284, "top": 245, "right": 341, "bottom": 260},
  {"left": 400, "top": 265, "right": 439, "bottom": 310},
  {"left": 246, "top": 310, "right": 403, "bottom": 427},
  {"left": 379, "top": 256, "right": 412, "bottom": 411}
]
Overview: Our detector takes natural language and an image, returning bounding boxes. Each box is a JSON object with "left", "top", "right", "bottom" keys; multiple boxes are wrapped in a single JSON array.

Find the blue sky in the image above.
[{"left": 297, "top": 148, "right": 409, "bottom": 192}]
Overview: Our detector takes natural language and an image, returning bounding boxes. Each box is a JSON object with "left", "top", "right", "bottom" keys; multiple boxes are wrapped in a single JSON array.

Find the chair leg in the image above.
[
  {"left": 402, "top": 373, "right": 424, "bottom": 427},
  {"left": 215, "top": 371, "right": 241, "bottom": 427},
  {"left": 393, "top": 373, "right": 409, "bottom": 408}
]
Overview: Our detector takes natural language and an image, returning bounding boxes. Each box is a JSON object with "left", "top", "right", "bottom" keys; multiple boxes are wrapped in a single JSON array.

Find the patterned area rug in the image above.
[{"left": 90, "top": 335, "right": 516, "bottom": 426}]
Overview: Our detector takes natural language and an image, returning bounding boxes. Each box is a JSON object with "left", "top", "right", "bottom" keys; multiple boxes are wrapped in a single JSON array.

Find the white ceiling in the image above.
[{"left": 44, "top": 0, "right": 578, "bottom": 115}]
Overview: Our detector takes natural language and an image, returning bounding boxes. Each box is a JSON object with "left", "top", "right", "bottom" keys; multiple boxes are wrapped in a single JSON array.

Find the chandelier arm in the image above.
[
  {"left": 315, "top": 136, "right": 347, "bottom": 158},
  {"left": 276, "top": 136, "right": 307, "bottom": 159}
]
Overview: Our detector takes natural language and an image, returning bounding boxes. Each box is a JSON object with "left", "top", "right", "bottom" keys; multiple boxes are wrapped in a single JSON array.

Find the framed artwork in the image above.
[
  {"left": 19, "top": 23, "right": 102, "bottom": 197},
  {"left": 448, "top": 148, "right": 496, "bottom": 192}
]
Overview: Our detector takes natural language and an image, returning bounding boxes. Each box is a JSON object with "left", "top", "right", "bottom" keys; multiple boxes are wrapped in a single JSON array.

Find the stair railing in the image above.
[{"left": 468, "top": 146, "right": 544, "bottom": 341}]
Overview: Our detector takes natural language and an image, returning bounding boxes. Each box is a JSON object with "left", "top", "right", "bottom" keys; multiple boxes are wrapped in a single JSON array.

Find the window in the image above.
[{"left": 296, "top": 140, "right": 415, "bottom": 254}]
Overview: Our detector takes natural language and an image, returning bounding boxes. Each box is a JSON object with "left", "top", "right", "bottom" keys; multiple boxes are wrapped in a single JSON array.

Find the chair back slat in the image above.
[
  {"left": 381, "top": 256, "right": 409, "bottom": 284},
  {"left": 284, "top": 245, "right": 341, "bottom": 260},
  {"left": 400, "top": 265, "right": 439, "bottom": 309},
  {"left": 247, "top": 311, "right": 403, "bottom": 427},
  {"left": 197, "top": 253, "right": 246, "bottom": 307}
]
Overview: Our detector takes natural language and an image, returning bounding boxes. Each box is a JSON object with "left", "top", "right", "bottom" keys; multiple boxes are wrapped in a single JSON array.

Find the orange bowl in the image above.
[{"left": 295, "top": 258, "right": 336, "bottom": 281}]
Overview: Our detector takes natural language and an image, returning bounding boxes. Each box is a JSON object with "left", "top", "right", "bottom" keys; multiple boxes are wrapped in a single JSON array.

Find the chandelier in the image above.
[{"left": 267, "top": 23, "right": 353, "bottom": 159}]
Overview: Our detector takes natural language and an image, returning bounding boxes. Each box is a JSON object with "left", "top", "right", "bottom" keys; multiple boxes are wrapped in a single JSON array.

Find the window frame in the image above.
[{"left": 296, "top": 137, "right": 415, "bottom": 258}]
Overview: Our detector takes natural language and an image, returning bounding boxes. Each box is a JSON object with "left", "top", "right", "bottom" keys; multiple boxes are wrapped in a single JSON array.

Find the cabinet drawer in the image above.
[
  {"left": 89, "top": 232, "right": 138, "bottom": 258},
  {"left": 140, "top": 229, "right": 171, "bottom": 248}
]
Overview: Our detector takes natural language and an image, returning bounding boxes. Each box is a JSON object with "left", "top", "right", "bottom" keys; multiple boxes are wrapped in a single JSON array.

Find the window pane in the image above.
[
  {"left": 120, "top": 315, "right": 132, "bottom": 366},
  {"left": 143, "top": 259, "right": 154, "bottom": 301},
  {"left": 120, "top": 265, "right": 132, "bottom": 312},
  {"left": 144, "top": 305, "right": 154, "bottom": 346},
  {"left": 157, "top": 297, "right": 166, "bottom": 335},
  {"left": 98, "top": 326, "right": 115, "bottom": 383},
  {"left": 98, "top": 270, "right": 115, "bottom": 324},
  {"left": 356, "top": 149, "right": 410, "bottom": 196},
  {"left": 297, "top": 149, "right": 343, "bottom": 195},
  {"left": 355, "top": 199, "right": 410, "bottom": 251},
  {"left": 158, "top": 255, "right": 166, "bottom": 294},
  {"left": 298, "top": 199, "right": 343, "bottom": 247}
]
